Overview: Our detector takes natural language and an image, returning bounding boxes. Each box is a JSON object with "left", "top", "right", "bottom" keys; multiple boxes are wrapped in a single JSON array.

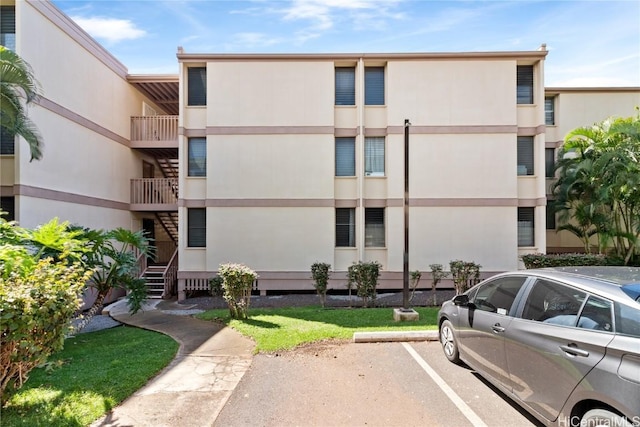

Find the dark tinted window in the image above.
[
  {"left": 522, "top": 279, "right": 586, "bottom": 326},
  {"left": 187, "top": 67, "right": 206, "bottom": 106},
  {"left": 365, "top": 67, "right": 384, "bottom": 105},
  {"left": 578, "top": 295, "right": 613, "bottom": 331},
  {"left": 335, "top": 67, "right": 355, "bottom": 106},
  {"left": 517, "top": 65, "right": 533, "bottom": 104},
  {"left": 615, "top": 303, "right": 640, "bottom": 338},
  {"left": 187, "top": 208, "right": 206, "bottom": 247},
  {"left": 471, "top": 277, "right": 527, "bottom": 315}
]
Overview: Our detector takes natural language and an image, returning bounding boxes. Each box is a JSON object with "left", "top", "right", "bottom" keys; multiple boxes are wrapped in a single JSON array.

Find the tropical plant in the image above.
[
  {"left": 218, "top": 263, "right": 257, "bottom": 319},
  {"left": 408, "top": 270, "right": 422, "bottom": 304},
  {"left": 347, "top": 261, "right": 381, "bottom": 308},
  {"left": 0, "top": 217, "right": 92, "bottom": 403},
  {"left": 209, "top": 275, "right": 224, "bottom": 297},
  {"left": 553, "top": 112, "right": 640, "bottom": 264},
  {"left": 428, "top": 264, "right": 448, "bottom": 306},
  {"left": 0, "top": 46, "right": 43, "bottom": 161},
  {"left": 310, "top": 262, "right": 331, "bottom": 308}
]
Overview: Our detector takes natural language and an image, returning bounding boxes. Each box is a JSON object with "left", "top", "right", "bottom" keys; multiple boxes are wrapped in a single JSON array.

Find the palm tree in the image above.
[{"left": 0, "top": 46, "right": 43, "bottom": 161}]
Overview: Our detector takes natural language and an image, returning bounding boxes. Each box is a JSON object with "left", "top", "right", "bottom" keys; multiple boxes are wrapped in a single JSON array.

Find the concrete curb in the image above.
[{"left": 353, "top": 330, "right": 439, "bottom": 343}]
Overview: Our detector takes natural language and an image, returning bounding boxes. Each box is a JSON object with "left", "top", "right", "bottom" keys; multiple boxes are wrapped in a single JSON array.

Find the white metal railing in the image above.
[
  {"left": 130, "top": 178, "right": 178, "bottom": 205},
  {"left": 131, "top": 116, "right": 178, "bottom": 142}
]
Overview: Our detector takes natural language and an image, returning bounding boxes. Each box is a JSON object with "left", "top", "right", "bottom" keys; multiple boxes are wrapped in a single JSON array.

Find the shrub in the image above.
[
  {"left": 449, "top": 260, "right": 481, "bottom": 294},
  {"left": 218, "top": 263, "right": 257, "bottom": 319},
  {"left": 310, "top": 262, "right": 331, "bottom": 308},
  {"left": 347, "top": 261, "right": 381, "bottom": 308},
  {"left": 428, "top": 264, "right": 448, "bottom": 306},
  {"left": 521, "top": 253, "right": 613, "bottom": 269},
  {"left": 0, "top": 254, "right": 91, "bottom": 404},
  {"left": 209, "top": 276, "right": 224, "bottom": 297},
  {"left": 408, "top": 270, "right": 422, "bottom": 304}
]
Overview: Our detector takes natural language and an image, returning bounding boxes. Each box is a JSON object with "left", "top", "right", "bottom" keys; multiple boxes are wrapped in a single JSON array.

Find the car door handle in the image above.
[
  {"left": 560, "top": 344, "right": 590, "bottom": 357},
  {"left": 492, "top": 324, "right": 505, "bottom": 333}
]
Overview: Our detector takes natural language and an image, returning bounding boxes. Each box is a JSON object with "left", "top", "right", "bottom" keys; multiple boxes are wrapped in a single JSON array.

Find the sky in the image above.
[{"left": 52, "top": 0, "right": 640, "bottom": 87}]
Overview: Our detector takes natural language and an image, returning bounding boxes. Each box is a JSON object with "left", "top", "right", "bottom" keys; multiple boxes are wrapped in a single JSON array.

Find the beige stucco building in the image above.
[{"left": 1, "top": 0, "right": 638, "bottom": 299}]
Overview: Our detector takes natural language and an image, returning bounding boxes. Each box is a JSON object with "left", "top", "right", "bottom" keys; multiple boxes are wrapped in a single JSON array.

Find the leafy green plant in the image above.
[
  {"left": 428, "top": 264, "right": 448, "bottom": 306},
  {"left": 449, "top": 260, "right": 481, "bottom": 294},
  {"left": 310, "top": 262, "right": 331, "bottom": 308},
  {"left": 521, "top": 253, "right": 612, "bottom": 269},
  {"left": 0, "top": 245, "right": 91, "bottom": 404},
  {"left": 408, "top": 270, "right": 421, "bottom": 304},
  {"left": 218, "top": 263, "right": 258, "bottom": 319},
  {"left": 209, "top": 275, "right": 224, "bottom": 297},
  {"left": 347, "top": 261, "right": 381, "bottom": 308}
]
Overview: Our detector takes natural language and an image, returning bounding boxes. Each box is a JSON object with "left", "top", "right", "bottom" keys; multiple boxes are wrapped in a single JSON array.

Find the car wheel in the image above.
[
  {"left": 440, "top": 320, "right": 460, "bottom": 363},
  {"left": 581, "top": 409, "right": 633, "bottom": 427}
]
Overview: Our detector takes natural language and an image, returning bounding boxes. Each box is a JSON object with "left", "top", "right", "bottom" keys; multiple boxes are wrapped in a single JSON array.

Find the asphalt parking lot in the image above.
[{"left": 214, "top": 340, "right": 544, "bottom": 426}]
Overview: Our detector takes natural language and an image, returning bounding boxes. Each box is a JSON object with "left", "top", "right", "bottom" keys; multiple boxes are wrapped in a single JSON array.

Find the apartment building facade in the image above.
[{"left": 1, "top": 0, "right": 638, "bottom": 298}]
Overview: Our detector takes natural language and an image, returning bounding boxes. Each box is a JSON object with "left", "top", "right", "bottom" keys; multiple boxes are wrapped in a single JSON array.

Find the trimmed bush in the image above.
[
  {"left": 428, "top": 264, "right": 448, "bottom": 306},
  {"left": 449, "top": 260, "right": 481, "bottom": 295},
  {"left": 310, "top": 262, "right": 331, "bottom": 308},
  {"left": 209, "top": 276, "right": 224, "bottom": 297},
  {"left": 218, "top": 263, "right": 257, "bottom": 319},
  {"left": 521, "top": 253, "right": 613, "bottom": 269},
  {"left": 347, "top": 261, "right": 381, "bottom": 308}
]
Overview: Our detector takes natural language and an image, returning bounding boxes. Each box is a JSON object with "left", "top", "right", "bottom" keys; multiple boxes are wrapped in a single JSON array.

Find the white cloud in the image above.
[{"left": 71, "top": 16, "right": 147, "bottom": 44}]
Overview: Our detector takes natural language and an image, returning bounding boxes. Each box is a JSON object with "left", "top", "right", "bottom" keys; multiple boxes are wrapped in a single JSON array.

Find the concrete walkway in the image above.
[{"left": 90, "top": 299, "right": 255, "bottom": 427}]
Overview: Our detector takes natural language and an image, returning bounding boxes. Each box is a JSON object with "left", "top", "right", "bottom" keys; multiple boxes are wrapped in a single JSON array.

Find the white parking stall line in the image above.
[{"left": 402, "top": 342, "right": 488, "bottom": 427}]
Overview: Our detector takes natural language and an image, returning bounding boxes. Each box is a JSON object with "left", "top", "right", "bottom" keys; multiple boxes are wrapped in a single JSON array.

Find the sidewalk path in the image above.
[{"left": 90, "top": 299, "right": 254, "bottom": 427}]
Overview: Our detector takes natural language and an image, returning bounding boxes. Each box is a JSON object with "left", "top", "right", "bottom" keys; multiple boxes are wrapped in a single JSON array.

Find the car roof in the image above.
[{"left": 495, "top": 267, "right": 640, "bottom": 304}]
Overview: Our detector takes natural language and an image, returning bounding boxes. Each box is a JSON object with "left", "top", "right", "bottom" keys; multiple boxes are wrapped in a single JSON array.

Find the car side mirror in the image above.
[{"left": 453, "top": 294, "right": 470, "bottom": 306}]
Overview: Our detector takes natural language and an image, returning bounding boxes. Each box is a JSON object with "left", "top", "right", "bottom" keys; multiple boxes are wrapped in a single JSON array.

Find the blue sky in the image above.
[{"left": 53, "top": 0, "right": 640, "bottom": 87}]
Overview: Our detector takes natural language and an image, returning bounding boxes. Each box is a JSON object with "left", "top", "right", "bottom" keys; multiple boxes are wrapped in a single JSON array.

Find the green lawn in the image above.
[
  {"left": 2, "top": 326, "right": 178, "bottom": 427},
  {"left": 196, "top": 306, "right": 440, "bottom": 352}
]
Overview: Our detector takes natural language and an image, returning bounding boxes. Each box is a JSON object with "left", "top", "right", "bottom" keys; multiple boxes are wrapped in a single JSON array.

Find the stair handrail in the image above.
[
  {"left": 134, "top": 248, "right": 148, "bottom": 279},
  {"left": 162, "top": 248, "right": 179, "bottom": 298}
]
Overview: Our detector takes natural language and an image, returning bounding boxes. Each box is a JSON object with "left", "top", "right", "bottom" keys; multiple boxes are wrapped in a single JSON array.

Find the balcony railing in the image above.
[
  {"left": 131, "top": 178, "right": 178, "bottom": 206},
  {"left": 131, "top": 116, "right": 178, "bottom": 143}
]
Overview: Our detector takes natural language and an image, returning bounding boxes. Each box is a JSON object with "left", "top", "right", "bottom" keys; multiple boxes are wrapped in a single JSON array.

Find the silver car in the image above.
[{"left": 438, "top": 267, "right": 640, "bottom": 427}]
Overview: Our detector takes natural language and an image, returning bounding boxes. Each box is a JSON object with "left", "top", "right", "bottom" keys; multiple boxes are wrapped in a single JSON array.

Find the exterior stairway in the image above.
[{"left": 143, "top": 265, "right": 167, "bottom": 299}]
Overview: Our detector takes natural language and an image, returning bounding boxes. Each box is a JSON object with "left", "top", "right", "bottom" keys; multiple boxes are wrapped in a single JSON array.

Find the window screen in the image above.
[
  {"left": 336, "top": 208, "right": 355, "bottom": 247},
  {"left": 365, "top": 137, "right": 385, "bottom": 176},
  {"left": 518, "top": 207, "right": 535, "bottom": 247},
  {"left": 545, "top": 96, "right": 555, "bottom": 125},
  {"left": 365, "top": 208, "right": 385, "bottom": 247},
  {"left": 335, "top": 67, "right": 355, "bottom": 106},
  {"left": 187, "top": 67, "right": 207, "bottom": 106},
  {"left": 517, "top": 65, "right": 534, "bottom": 104},
  {"left": 335, "top": 137, "right": 355, "bottom": 176},
  {"left": 365, "top": 67, "right": 385, "bottom": 105},
  {"left": 188, "top": 138, "right": 206, "bottom": 177},
  {"left": 517, "top": 136, "right": 534, "bottom": 176},
  {"left": 187, "top": 208, "right": 206, "bottom": 247}
]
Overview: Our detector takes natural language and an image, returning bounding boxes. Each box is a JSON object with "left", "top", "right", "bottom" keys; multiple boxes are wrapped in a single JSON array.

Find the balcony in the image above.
[
  {"left": 130, "top": 178, "right": 178, "bottom": 211},
  {"left": 130, "top": 116, "right": 178, "bottom": 148}
]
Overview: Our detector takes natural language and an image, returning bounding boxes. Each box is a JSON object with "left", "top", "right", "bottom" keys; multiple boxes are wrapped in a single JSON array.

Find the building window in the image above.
[
  {"left": 545, "top": 148, "right": 555, "bottom": 178},
  {"left": 365, "top": 67, "right": 385, "bottom": 105},
  {"left": 187, "top": 208, "right": 206, "bottom": 247},
  {"left": 188, "top": 137, "right": 206, "bottom": 177},
  {"left": 336, "top": 208, "right": 355, "bottom": 247},
  {"left": 335, "top": 67, "right": 355, "bottom": 106},
  {"left": 517, "top": 136, "right": 534, "bottom": 176},
  {"left": 0, "top": 196, "right": 15, "bottom": 221},
  {"left": 517, "top": 65, "right": 534, "bottom": 104},
  {"left": 365, "top": 137, "right": 385, "bottom": 176},
  {"left": 545, "top": 96, "right": 555, "bottom": 125},
  {"left": 0, "top": 126, "right": 14, "bottom": 155},
  {"left": 335, "top": 137, "right": 355, "bottom": 176},
  {"left": 365, "top": 208, "right": 385, "bottom": 247},
  {"left": 187, "top": 67, "right": 206, "bottom": 106},
  {"left": 0, "top": 6, "right": 16, "bottom": 51},
  {"left": 518, "top": 207, "right": 535, "bottom": 247},
  {"left": 546, "top": 204, "right": 556, "bottom": 230}
]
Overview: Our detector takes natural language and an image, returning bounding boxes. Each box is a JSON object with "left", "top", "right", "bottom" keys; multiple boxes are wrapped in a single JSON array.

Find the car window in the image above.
[
  {"left": 615, "top": 303, "right": 640, "bottom": 338},
  {"left": 471, "top": 277, "right": 527, "bottom": 315},
  {"left": 578, "top": 295, "right": 613, "bottom": 331},
  {"left": 522, "top": 279, "right": 586, "bottom": 326}
]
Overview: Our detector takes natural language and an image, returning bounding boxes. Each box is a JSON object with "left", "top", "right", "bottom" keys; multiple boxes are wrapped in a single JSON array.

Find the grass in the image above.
[
  {"left": 2, "top": 326, "right": 179, "bottom": 427},
  {"left": 196, "top": 305, "right": 440, "bottom": 352}
]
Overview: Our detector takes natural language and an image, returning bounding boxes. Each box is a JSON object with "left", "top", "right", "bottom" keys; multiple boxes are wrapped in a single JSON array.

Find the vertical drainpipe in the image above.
[{"left": 357, "top": 57, "right": 365, "bottom": 262}]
